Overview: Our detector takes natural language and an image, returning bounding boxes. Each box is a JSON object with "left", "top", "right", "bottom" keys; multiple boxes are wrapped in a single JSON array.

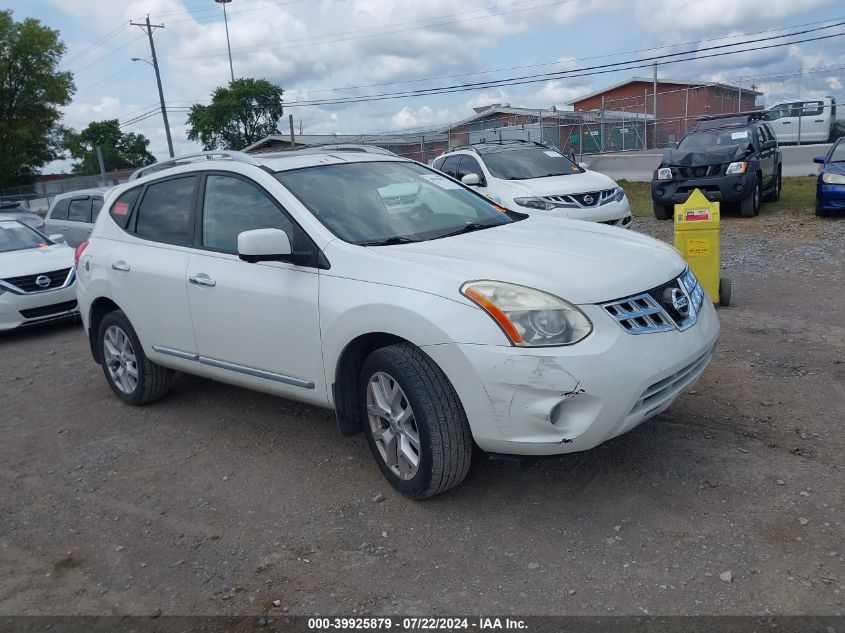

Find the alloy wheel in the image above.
[
  {"left": 103, "top": 325, "right": 139, "bottom": 394},
  {"left": 366, "top": 371, "right": 421, "bottom": 480}
]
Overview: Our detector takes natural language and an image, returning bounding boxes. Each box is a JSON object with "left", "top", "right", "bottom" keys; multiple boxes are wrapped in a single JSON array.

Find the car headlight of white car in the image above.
[
  {"left": 461, "top": 280, "right": 592, "bottom": 346},
  {"left": 513, "top": 196, "right": 557, "bottom": 210},
  {"left": 822, "top": 172, "right": 845, "bottom": 184}
]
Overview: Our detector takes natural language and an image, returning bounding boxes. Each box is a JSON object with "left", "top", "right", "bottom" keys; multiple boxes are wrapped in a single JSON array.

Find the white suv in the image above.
[
  {"left": 75, "top": 149, "right": 718, "bottom": 498},
  {"left": 433, "top": 141, "right": 632, "bottom": 227}
]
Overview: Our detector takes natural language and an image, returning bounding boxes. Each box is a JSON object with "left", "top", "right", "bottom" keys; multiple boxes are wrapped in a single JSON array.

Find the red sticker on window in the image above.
[{"left": 112, "top": 202, "right": 129, "bottom": 216}]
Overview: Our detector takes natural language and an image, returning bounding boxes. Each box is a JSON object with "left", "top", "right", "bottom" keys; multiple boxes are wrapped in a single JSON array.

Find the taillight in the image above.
[{"left": 74, "top": 240, "right": 89, "bottom": 267}]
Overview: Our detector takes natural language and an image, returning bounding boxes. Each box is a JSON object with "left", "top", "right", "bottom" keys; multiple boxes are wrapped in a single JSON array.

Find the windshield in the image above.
[
  {"left": 480, "top": 147, "right": 582, "bottom": 180},
  {"left": 678, "top": 128, "right": 753, "bottom": 151},
  {"left": 275, "top": 161, "right": 517, "bottom": 245},
  {"left": 830, "top": 140, "right": 845, "bottom": 163},
  {"left": 0, "top": 220, "right": 51, "bottom": 253}
]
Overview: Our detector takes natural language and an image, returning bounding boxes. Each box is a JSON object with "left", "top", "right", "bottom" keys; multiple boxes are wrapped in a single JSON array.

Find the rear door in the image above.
[
  {"left": 106, "top": 176, "right": 200, "bottom": 364},
  {"left": 756, "top": 125, "right": 775, "bottom": 187},
  {"left": 798, "top": 100, "right": 827, "bottom": 142},
  {"left": 65, "top": 196, "right": 93, "bottom": 247}
]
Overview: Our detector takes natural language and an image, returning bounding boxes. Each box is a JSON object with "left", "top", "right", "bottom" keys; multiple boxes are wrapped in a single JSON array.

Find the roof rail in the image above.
[
  {"left": 444, "top": 139, "right": 549, "bottom": 153},
  {"left": 288, "top": 144, "right": 398, "bottom": 156},
  {"left": 698, "top": 111, "right": 770, "bottom": 122},
  {"left": 129, "top": 150, "right": 264, "bottom": 181}
]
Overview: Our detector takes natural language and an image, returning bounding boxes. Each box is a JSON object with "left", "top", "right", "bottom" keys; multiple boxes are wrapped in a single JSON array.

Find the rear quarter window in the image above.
[
  {"left": 133, "top": 176, "right": 197, "bottom": 246},
  {"left": 109, "top": 187, "right": 142, "bottom": 229}
]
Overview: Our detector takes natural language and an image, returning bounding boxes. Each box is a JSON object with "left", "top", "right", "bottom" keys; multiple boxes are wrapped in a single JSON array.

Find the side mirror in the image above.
[
  {"left": 461, "top": 173, "right": 480, "bottom": 186},
  {"left": 578, "top": 162, "right": 589, "bottom": 170},
  {"left": 763, "top": 139, "right": 777, "bottom": 150},
  {"left": 813, "top": 156, "right": 826, "bottom": 164},
  {"left": 238, "top": 228, "right": 291, "bottom": 263},
  {"left": 49, "top": 234, "right": 65, "bottom": 244}
]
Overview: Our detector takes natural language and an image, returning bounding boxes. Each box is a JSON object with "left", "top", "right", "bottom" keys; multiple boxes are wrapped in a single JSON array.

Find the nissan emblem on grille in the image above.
[
  {"left": 664, "top": 287, "right": 690, "bottom": 317},
  {"left": 582, "top": 194, "right": 594, "bottom": 205},
  {"left": 35, "top": 275, "right": 51, "bottom": 289}
]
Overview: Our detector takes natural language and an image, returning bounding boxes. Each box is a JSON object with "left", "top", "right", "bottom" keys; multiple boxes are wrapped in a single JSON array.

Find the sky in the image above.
[{"left": 9, "top": 0, "right": 845, "bottom": 173}]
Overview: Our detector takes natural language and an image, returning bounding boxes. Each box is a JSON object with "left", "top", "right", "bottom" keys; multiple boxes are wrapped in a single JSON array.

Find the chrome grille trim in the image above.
[
  {"left": 0, "top": 267, "right": 75, "bottom": 295},
  {"left": 601, "top": 268, "right": 705, "bottom": 335},
  {"left": 542, "top": 188, "right": 617, "bottom": 208}
]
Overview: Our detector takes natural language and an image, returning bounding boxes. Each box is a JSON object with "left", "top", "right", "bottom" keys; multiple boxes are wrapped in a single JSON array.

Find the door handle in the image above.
[
  {"left": 61, "top": 226, "right": 69, "bottom": 230},
  {"left": 783, "top": 121, "right": 791, "bottom": 124},
  {"left": 814, "top": 119, "right": 824, "bottom": 122},
  {"left": 189, "top": 274, "right": 216, "bottom": 287},
  {"left": 111, "top": 261, "right": 130, "bottom": 272}
]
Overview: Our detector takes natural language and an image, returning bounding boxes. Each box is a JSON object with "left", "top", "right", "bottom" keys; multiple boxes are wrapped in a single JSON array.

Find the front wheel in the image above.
[
  {"left": 359, "top": 343, "right": 472, "bottom": 499},
  {"left": 653, "top": 202, "right": 672, "bottom": 220},
  {"left": 98, "top": 310, "right": 173, "bottom": 406},
  {"left": 740, "top": 180, "right": 760, "bottom": 217}
]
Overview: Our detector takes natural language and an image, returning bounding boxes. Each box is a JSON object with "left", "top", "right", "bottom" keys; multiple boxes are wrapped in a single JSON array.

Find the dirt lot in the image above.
[{"left": 1, "top": 201, "right": 844, "bottom": 617}]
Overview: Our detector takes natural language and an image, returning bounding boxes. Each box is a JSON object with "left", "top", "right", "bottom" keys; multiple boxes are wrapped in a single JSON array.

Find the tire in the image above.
[
  {"left": 764, "top": 169, "right": 781, "bottom": 202},
  {"left": 653, "top": 202, "right": 672, "bottom": 220},
  {"left": 740, "top": 180, "right": 760, "bottom": 217},
  {"left": 816, "top": 205, "right": 830, "bottom": 217},
  {"left": 718, "top": 276, "right": 732, "bottom": 307},
  {"left": 98, "top": 310, "right": 173, "bottom": 406},
  {"left": 359, "top": 343, "right": 472, "bottom": 499}
]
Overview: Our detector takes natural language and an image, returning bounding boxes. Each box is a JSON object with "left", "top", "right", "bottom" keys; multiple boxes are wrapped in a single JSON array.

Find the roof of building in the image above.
[
  {"left": 243, "top": 132, "right": 447, "bottom": 153},
  {"left": 566, "top": 77, "right": 763, "bottom": 105}
]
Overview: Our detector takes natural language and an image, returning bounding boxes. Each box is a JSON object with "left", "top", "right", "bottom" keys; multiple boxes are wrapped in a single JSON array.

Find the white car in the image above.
[
  {"left": 0, "top": 220, "right": 78, "bottom": 330},
  {"left": 44, "top": 187, "right": 110, "bottom": 248},
  {"left": 432, "top": 141, "right": 633, "bottom": 227},
  {"left": 75, "top": 150, "right": 718, "bottom": 498}
]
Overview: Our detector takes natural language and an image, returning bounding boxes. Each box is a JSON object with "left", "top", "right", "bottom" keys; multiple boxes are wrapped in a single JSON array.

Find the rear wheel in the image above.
[
  {"left": 98, "top": 310, "right": 173, "bottom": 406},
  {"left": 653, "top": 202, "right": 672, "bottom": 220},
  {"left": 764, "top": 169, "right": 781, "bottom": 202},
  {"left": 718, "top": 276, "right": 732, "bottom": 307},
  {"left": 359, "top": 343, "right": 472, "bottom": 499},
  {"left": 740, "top": 180, "right": 761, "bottom": 217}
]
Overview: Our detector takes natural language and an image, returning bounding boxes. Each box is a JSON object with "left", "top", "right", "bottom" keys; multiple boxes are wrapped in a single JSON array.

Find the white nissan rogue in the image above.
[
  {"left": 432, "top": 141, "right": 633, "bottom": 227},
  {"left": 75, "top": 149, "right": 718, "bottom": 498}
]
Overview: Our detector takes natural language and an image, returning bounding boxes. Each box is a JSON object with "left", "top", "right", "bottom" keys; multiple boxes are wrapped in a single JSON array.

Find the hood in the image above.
[
  {"left": 370, "top": 216, "right": 685, "bottom": 305},
  {"left": 498, "top": 170, "right": 617, "bottom": 198},
  {"left": 661, "top": 146, "right": 745, "bottom": 167},
  {"left": 0, "top": 244, "right": 74, "bottom": 279}
]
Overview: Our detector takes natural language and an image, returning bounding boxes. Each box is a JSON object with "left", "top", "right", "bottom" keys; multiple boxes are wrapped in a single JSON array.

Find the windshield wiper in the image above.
[
  {"left": 433, "top": 221, "right": 499, "bottom": 240},
  {"left": 359, "top": 236, "right": 420, "bottom": 246}
]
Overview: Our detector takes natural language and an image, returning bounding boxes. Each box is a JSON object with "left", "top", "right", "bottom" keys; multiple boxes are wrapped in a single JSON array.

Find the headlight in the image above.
[
  {"left": 656, "top": 167, "right": 673, "bottom": 180},
  {"left": 610, "top": 187, "right": 625, "bottom": 202},
  {"left": 513, "top": 197, "right": 556, "bottom": 210},
  {"left": 460, "top": 280, "right": 592, "bottom": 346},
  {"left": 726, "top": 161, "right": 748, "bottom": 175},
  {"left": 822, "top": 172, "right": 845, "bottom": 184}
]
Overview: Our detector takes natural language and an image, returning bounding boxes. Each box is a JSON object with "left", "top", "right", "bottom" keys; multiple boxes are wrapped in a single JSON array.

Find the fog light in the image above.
[{"left": 734, "top": 184, "right": 744, "bottom": 192}]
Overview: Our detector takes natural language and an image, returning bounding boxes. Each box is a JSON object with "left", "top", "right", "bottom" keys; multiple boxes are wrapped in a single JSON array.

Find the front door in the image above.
[{"left": 185, "top": 173, "right": 325, "bottom": 404}]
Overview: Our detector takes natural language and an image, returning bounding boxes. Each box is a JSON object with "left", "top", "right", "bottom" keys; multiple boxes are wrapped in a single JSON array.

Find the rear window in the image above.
[
  {"left": 109, "top": 187, "right": 142, "bottom": 229},
  {"left": 134, "top": 176, "right": 197, "bottom": 246},
  {"left": 50, "top": 198, "right": 70, "bottom": 220}
]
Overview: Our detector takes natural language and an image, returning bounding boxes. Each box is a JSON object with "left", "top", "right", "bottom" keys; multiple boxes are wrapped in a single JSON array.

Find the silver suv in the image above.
[{"left": 45, "top": 188, "right": 110, "bottom": 247}]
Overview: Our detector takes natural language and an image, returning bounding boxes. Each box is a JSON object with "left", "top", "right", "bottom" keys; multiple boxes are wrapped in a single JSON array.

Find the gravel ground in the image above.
[{"left": 1, "top": 206, "right": 843, "bottom": 617}]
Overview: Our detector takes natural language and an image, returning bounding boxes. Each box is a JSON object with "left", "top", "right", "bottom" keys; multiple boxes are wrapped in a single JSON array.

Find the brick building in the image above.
[{"left": 568, "top": 77, "right": 762, "bottom": 147}]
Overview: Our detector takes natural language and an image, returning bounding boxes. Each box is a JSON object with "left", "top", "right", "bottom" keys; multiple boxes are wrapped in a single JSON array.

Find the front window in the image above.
[
  {"left": 0, "top": 220, "right": 52, "bottom": 253},
  {"left": 829, "top": 140, "right": 845, "bottom": 163},
  {"left": 677, "top": 128, "right": 754, "bottom": 150},
  {"left": 275, "top": 161, "right": 517, "bottom": 245},
  {"left": 480, "top": 148, "right": 582, "bottom": 180}
]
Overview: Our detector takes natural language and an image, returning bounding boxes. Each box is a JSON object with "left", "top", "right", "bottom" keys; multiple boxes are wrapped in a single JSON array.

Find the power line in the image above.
[
  {"left": 60, "top": 21, "right": 130, "bottom": 69},
  {"left": 163, "top": 24, "right": 845, "bottom": 110}
]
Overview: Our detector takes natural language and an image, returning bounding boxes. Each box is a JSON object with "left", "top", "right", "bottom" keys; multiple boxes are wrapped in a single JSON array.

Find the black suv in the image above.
[{"left": 651, "top": 113, "right": 782, "bottom": 218}]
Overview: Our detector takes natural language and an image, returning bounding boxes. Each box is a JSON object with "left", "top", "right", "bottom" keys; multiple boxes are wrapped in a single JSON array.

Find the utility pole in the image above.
[
  {"left": 288, "top": 113, "right": 295, "bottom": 150},
  {"left": 652, "top": 63, "right": 658, "bottom": 149},
  {"left": 130, "top": 16, "right": 174, "bottom": 158},
  {"left": 96, "top": 147, "right": 107, "bottom": 186},
  {"left": 737, "top": 77, "right": 742, "bottom": 112},
  {"left": 215, "top": 0, "right": 235, "bottom": 83}
]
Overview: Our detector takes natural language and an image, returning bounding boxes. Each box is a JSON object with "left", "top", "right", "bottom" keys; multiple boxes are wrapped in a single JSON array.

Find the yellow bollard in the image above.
[{"left": 674, "top": 188, "right": 731, "bottom": 306}]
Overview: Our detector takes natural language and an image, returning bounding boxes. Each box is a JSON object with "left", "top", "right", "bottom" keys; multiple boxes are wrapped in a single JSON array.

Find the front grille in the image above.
[
  {"left": 601, "top": 268, "right": 705, "bottom": 334},
  {"left": 628, "top": 348, "right": 713, "bottom": 418},
  {"left": 19, "top": 300, "right": 78, "bottom": 319},
  {"left": 1, "top": 268, "right": 73, "bottom": 293},
  {"left": 675, "top": 164, "right": 726, "bottom": 179},
  {"left": 543, "top": 188, "right": 616, "bottom": 208}
]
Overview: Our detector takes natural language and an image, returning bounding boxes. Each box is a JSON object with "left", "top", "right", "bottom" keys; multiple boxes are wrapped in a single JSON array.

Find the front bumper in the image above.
[
  {"left": 0, "top": 285, "right": 79, "bottom": 331},
  {"left": 817, "top": 183, "right": 845, "bottom": 211},
  {"left": 652, "top": 173, "right": 755, "bottom": 205},
  {"left": 422, "top": 300, "right": 719, "bottom": 455},
  {"left": 515, "top": 197, "right": 633, "bottom": 228}
]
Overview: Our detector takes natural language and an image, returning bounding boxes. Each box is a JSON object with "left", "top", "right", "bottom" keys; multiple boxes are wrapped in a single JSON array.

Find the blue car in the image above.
[{"left": 813, "top": 138, "right": 845, "bottom": 216}]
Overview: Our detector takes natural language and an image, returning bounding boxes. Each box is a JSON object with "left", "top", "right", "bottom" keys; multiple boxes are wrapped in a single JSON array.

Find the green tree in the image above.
[
  {"left": 64, "top": 119, "right": 155, "bottom": 174},
  {"left": 0, "top": 10, "right": 74, "bottom": 187},
  {"left": 186, "top": 78, "right": 283, "bottom": 150}
]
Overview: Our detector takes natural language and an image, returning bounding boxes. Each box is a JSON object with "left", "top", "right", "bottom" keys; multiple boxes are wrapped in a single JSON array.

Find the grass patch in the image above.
[{"left": 618, "top": 176, "right": 818, "bottom": 217}]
